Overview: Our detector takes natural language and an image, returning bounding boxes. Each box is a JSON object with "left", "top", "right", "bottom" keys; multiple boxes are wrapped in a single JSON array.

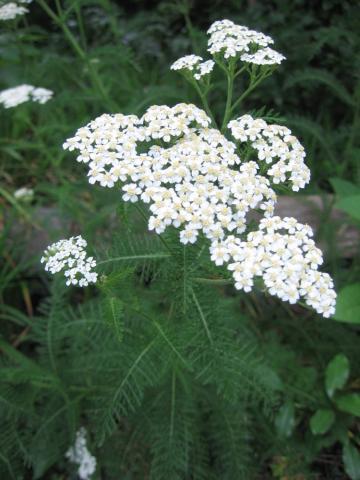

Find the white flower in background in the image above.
[
  {"left": 66, "top": 428, "right": 96, "bottom": 480},
  {"left": 41, "top": 236, "right": 98, "bottom": 287},
  {"left": 0, "top": 84, "right": 53, "bottom": 108},
  {"left": 14, "top": 186, "right": 34, "bottom": 202},
  {"left": 31, "top": 87, "right": 53, "bottom": 104},
  {"left": 171, "top": 55, "right": 215, "bottom": 80},
  {"left": 228, "top": 114, "right": 310, "bottom": 191},
  {"left": 0, "top": 2, "right": 28, "bottom": 20}
]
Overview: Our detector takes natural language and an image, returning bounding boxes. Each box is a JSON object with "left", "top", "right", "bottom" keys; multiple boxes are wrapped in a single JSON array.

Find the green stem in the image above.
[
  {"left": 192, "top": 81, "right": 217, "bottom": 127},
  {"left": 74, "top": 3, "right": 87, "bottom": 50},
  {"left": 190, "top": 288, "right": 213, "bottom": 345},
  {"left": 221, "top": 63, "right": 235, "bottom": 132},
  {"left": 230, "top": 72, "right": 270, "bottom": 116},
  {"left": 37, "top": 0, "right": 114, "bottom": 110}
]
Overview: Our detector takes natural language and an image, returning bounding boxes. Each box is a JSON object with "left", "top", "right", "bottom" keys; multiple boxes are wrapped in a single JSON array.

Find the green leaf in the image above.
[
  {"left": 336, "top": 394, "right": 360, "bottom": 417},
  {"left": 275, "top": 401, "right": 295, "bottom": 437},
  {"left": 343, "top": 442, "right": 360, "bottom": 480},
  {"left": 103, "top": 297, "right": 124, "bottom": 342},
  {"left": 334, "top": 284, "right": 360, "bottom": 324},
  {"left": 285, "top": 68, "right": 355, "bottom": 107},
  {"left": 336, "top": 195, "right": 360, "bottom": 221},
  {"left": 330, "top": 178, "right": 360, "bottom": 198},
  {"left": 310, "top": 408, "right": 335, "bottom": 435},
  {"left": 325, "top": 354, "right": 350, "bottom": 398}
]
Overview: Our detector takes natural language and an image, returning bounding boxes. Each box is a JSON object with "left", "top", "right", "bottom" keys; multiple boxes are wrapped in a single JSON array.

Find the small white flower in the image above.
[
  {"left": 0, "top": 2, "right": 28, "bottom": 21},
  {"left": 41, "top": 236, "right": 98, "bottom": 287},
  {"left": 0, "top": 84, "right": 53, "bottom": 108},
  {"left": 66, "top": 428, "right": 96, "bottom": 480},
  {"left": 14, "top": 186, "right": 34, "bottom": 202}
]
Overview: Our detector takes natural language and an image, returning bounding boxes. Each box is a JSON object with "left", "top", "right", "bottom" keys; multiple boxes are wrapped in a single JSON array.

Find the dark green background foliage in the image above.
[{"left": 0, "top": 1, "right": 359, "bottom": 479}]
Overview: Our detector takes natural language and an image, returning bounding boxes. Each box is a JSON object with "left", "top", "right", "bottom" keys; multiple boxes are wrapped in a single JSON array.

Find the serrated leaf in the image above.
[
  {"left": 275, "top": 401, "right": 295, "bottom": 437},
  {"left": 330, "top": 178, "right": 360, "bottom": 198},
  {"left": 103, "top": 296, "right": 124, "bottom": 342},
  {"left": 336, "top": 394, "right": 360, "bottom": 417},
  {"left": 334, "top": 284, "right": 360, "bottom": 324},
  {"left": 310, "top": 408, "right": 335, "bottom": 435},
  {"left": 325, "top": 354, "right": 350, "bottom": 398},
  {"left": 336, "top": 195, "right": 360, "bottom": 221},
  {"left": 343, "top": 442, "right": 360, "bottom": 480}
]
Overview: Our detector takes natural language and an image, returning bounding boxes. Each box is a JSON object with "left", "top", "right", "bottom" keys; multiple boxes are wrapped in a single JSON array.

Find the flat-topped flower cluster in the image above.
[
  {"left": 228, "top": 114, "right": 310, "bottom": 191},
  {"left": 170, "top": 19, "right": 285, "bottom": 80},
  {"left": 0, "top": 1, "right": 32, "bottom": 21},
  {"left": 41, "top": 236, "right": 97, "bottom": 287},
  {"left": 61, "top": 100, "right": 336, "bottom": 316},
  {"left": 171, "top": 55, "right": 215, "bottom": 80},
  {"left": 0, "top": 84, "right": 53, "bottom": 108},
  {"left": 42, "top": 19, "right": 336, "bottom": 317},
  {"left": 208, "top": 19, "right": 285, "bottom": 64}
]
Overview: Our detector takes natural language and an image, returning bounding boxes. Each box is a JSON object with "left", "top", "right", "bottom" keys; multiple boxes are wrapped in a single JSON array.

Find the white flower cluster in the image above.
[
  {"left": 0, "top": 1, "right": 31, "bottom": 21},
  {"left": 14, "top": 186, "right": 34, "bottom": 202},
  {"left": 170, "top": 54, "right": 215, "bottom": 80},
  {"left": 241, "top": 47, "right": 285, "bottom": 65},
  {"left": 66, "top": 428, "right": 96, "bottom": 480},
  {"left": 216, "top": 216, "right": 336, "bottom": 317},
  {"left": 228, "top": 114, "right": 310, "bottom": 191},
  {"left": 64, "top": 104, "right": 276, "bottom": 243},
  {"left": 207, "top": 19, "right": 285, "bottom": 65},
  {"left": 41, "top": 236, "right": 98, "bottom": 287},
  {"left": 63, "top": 105, "right": 335, "bottom": 315},
  {"left": 0, "top": 84, "right": 53, "bottom": 108}
]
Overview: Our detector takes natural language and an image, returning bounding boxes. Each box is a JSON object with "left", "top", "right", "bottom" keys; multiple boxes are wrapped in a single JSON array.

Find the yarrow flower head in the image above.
[
  {"left": 0, "top": 2, "right": 28, "bottom": 20},
  {"left": 171, "top": 55, "right": 215, "bottom": 80},
  {"left": 220, "top": 217, "right": 336, "bottom": 317},
  {"left": 66, "top": 428, "right": 96, "bottom": 480},
  {"left": 207, "top": 19, "right": 285, "bottom": 65},
  {"left": 0, "top": 84, "right": 53, "bottom": 108},
  {"left": 240, "top": 47, "right": 285, "bottom": 65},
  {"left": 41, "top": 236, "right": 98, "bottom": 287},
  {"left": 228, "top": 114, "right": 310, "bottom": 191}
]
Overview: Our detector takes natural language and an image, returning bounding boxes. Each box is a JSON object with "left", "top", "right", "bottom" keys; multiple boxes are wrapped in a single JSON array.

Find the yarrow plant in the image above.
[
  {"left": 43, "top": 19, "right": 336, "bottom": 318},
  {"left": 0, "top": 84, "right": 53, "bottom": 108},
  {"left": 65, "top": 428, "right": 96, "bottom": 480}
]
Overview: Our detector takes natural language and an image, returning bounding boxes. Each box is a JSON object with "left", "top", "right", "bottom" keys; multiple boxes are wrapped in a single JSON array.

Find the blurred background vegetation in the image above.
[{"left": 0, "top": 0, "right": 359, "bottom": 478}]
